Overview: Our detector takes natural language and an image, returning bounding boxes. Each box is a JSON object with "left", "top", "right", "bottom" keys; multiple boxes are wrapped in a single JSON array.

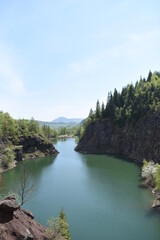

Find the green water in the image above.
[{"left": 1, "top": 138, "right": 160, "bottom": 240}]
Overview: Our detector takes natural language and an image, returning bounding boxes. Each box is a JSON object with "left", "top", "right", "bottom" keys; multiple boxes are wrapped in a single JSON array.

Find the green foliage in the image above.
[
  {"left": 75, "top": 125, "right": 85, "bottom": 140},
  {"left": 86, "top": 71, "right": 160, "bottom": 126},
  {"left": 41, "top": 124, "right": 58, "bottom": 139},
  {"left": 142, "top": 160, "right": 160, "bottom": 190},
  {"left": 0, "top": 191, "right": 20, "bottom": 205},
  {"left": 47, "top": 209, "right": 71, "bottom": 240},
  {"left": 96, "top": 100, "right": 101, "bottom": 119},
  {"left": 154, "top": 164, "right": 160, "bottom": 191},
  {"left": 1, "top": 147, "right": 15, "bottom": 169}
]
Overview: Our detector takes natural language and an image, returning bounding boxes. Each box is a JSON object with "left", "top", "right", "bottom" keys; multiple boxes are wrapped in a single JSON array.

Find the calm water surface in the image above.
[{"left": 1, "top": 138, "right": 160, "bottom": 240}]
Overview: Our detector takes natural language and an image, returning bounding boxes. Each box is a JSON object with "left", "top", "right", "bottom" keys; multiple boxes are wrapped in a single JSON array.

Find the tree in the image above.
[
  {"left": 101, "top": 102, "right": 105, "bottom": 118},
  {"left": 141, "top": 160, "right": 157, "bottom": 185},
  {"left": 18, "top": 165, "right": 38, "bottom": 206},
  {"left": 2, "top": 148, "right": 15, "bottom": 169},
  {"left": 28, "top": 117, "right": 40, "bottom": 134},
  {"left": 155, "top": 164, "right": 160, "bottom": 190},
  {"left": 96, "top": 100, "right": 101, "bottom": 119},
  {"left": 88, "top": 108, "right": 95, "bottom": 121},
  {"left": 47, "top": 209, "right": 71, "bottom": 240},
  {"left": 147, "top": 70, "right": 152, "bottom": 82}
]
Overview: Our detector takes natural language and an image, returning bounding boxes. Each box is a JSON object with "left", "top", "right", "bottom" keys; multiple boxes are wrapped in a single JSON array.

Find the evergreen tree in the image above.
[
  {"left": 147, "top": 70, "right": 152, "bottom": 82},
  {"left": 101, "top": 102, "right": 105, "bottom": 118},
  {"left": 96, "top": 100, "right": 101, "bottom": 119}
]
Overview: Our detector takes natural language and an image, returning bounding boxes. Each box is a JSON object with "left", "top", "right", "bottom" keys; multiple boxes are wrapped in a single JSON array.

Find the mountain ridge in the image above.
[{"left": 52, "top": 117, "right": 83, "bottom": 123}]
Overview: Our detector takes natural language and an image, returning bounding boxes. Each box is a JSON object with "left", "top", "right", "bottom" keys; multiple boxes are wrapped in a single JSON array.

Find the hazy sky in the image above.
[{"left": 0, "top": 0, "right": 160, "bottom": 121}]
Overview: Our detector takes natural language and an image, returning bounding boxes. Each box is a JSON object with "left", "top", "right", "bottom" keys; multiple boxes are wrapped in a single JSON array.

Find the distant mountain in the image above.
[
  {"left": 52, "top": 117, "right": 83, "bottom": 124},
  {"left": 38, "top": 117, "right": 84, "bottom": 129}
]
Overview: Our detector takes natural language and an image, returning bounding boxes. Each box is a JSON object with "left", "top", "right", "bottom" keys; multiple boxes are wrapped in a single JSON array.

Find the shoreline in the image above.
[
  {"left": 0, "top": 161, "right": 17, "bottom": 175},
  {"left": 0, "top": 151, "right": 58, "bottom": 175},
  {"left": 140, "top": 178, "right": 160, "bottom": 209},
  {"left": 76, "top": 148, "right": 160, "bottom": 210}
]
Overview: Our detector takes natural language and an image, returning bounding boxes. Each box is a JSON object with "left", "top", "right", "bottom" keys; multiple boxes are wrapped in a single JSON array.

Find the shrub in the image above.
[
  {"left": 141, "top": 160, "right": 157, "bottom": 180},
  {"left": 154, "top": 164, "right": 160, "bottom": 190},
  {"left": 47, "top": 209, "right": 71, "bottom": 240},
  {"left": 1, "top": 148, "right": 15, "bottom": 169}
]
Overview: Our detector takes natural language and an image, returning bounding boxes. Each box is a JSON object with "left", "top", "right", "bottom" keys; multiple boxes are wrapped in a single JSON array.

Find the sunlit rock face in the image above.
[{"left": 75, "top": 112, "right": 160, "bottom": 163}]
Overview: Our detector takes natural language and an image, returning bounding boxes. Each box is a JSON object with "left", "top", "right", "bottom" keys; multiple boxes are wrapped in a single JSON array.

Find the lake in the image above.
[{"left": 1, "top": 138, "right": 160, "bottom": 240}]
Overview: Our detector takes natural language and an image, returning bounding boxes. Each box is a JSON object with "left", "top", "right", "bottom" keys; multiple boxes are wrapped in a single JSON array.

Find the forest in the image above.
[{"left": 87, "top": 71, "right": 160, "bottom": 126}]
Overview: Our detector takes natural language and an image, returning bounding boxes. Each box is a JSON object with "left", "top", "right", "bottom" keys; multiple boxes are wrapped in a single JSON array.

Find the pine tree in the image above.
[
  {"left": 96, "top": 100, "right": 101, "bottom": 119},
  {"left": 101, "top": 102, "right": 105, "bottom": 118}
]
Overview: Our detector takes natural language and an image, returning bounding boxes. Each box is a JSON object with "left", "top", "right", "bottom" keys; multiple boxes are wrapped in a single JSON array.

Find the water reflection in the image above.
[
  {"left": 0, "top": 155, "right": 57, "bottom": 195},
  {"left": 51, "top": 137, "right": 71, "bottom": 145},
  {"left": 1, "top": 138, "right": 160, "bottom": 240}
]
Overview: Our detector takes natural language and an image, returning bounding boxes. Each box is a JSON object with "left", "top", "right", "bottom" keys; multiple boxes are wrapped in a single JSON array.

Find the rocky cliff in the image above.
[
  {"left": 0, "top": 195, "right": 51, "bottom": 240},
  {"left": 0, "top": 195, "right": 66, "bottom": 240},
  {"left": 0, "top": 135, "right": 58, "bottom": 172},
  {"left": 75, "top": 111, "right": 160, "bottom": 163},
  {"left": 14, "top": 135, "right": 58, "bottom": 161}
]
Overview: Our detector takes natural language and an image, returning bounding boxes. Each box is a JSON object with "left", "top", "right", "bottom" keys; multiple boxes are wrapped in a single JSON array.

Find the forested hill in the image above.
[
  {"left": 0, "top": 113, "right": 58, "bottom": 172},
  {"left": 75, "top": 71, "right": 160, "bottom": 163}
]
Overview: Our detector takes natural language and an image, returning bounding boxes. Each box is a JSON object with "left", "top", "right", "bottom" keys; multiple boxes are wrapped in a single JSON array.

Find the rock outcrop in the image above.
[
  {"left": 152, "top": 196, "right": 160, "bottom": 209},
  {"left": 75, "top": 112, "right": 160, "bottom": 163},
  {"left": 14, "top": 135, "right": 59, "bottom": 161},
  {"left": 0, "top": 195, "right": 49, "bottom": 240}
]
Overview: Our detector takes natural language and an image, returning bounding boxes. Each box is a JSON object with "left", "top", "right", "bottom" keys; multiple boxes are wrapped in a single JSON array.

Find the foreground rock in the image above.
[
  {"left": 0, "top": 195, "right": 64, "bottom": 240},
  {"left": 75, "top": 112, "right": 160, "bottom": 163}
]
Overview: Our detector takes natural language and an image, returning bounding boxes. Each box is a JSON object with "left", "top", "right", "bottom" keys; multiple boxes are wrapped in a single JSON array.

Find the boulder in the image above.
[
  {"left": 0, "top": 195, "right": 49, "bottom": 240},
  {"left": 0, "top": 195, "right": 19, "bottom": 213},
  {"left": 152, "top": 198, "right": 160, "bottom": 209}
]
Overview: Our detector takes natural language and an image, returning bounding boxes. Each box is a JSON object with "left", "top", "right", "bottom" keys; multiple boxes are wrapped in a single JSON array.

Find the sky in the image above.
[{"left": 0, "top": 0, "right": 160, "bottom": 121}]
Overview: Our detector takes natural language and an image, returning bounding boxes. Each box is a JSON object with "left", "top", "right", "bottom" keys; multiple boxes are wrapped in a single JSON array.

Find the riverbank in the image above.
[
  {"left": 139, "top": 160, "right": 160, "bottom": 209},
  {"left": 1, "top": 137, "right": 160, "bottom": 240},
  {"left": 58, "top": 134, "right": 73, "bottom": 138},
  {"left": 0, "top": 135, "right": 58, "bottom": 175},
  {"left": 0, "top": 194, "right": 66, "bottom": 240},
  {"left": 140, "top": 179, "right": 160, "bottom": 209},
  {"left": 0, "top": 161, "right": 17, "bottom": 174}
]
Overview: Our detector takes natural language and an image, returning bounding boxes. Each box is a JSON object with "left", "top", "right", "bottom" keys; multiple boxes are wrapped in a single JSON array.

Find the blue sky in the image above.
[{"left": 0, "top": 0, "right": 160, "bottom": 121}]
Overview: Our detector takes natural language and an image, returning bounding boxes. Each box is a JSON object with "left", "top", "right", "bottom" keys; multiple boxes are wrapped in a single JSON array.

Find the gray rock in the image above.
[
  {"left": 152, "top": 198, "right": 160, "bottom": 208},
  {"left": 22, "top": 209, "right": 34, "bottom": 219},
  {"left": 76, "top": 112, "right": 160, "bottom": 163},
  {"left": 0, "top": 195, "right": 19, "bottom": 213}
]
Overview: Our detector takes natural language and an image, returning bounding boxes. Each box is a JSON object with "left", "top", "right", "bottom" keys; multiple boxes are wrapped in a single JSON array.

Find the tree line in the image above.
[
  {"left": 87, "top": 71, "right": 160, "bottom": 126},
  {"left": 0, "top": 112, "right": 81, "bottom": 141}
]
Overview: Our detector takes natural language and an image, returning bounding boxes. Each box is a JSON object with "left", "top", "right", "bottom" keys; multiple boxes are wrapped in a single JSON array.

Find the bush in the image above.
[
  {"left": 141, "top": 159, "right": 157, "bottom": 180},
  {"left": 1, "top": 148, "right": 15, "bottom": 169},
  {"left": 154, "top": 164, "right": 160, "bottom": 191},
  {"left": 47, "top": 209, "right": 71, "bottom": 240},
  {"left": 141, "top": 159, "right": 160, "bottom": 190}
]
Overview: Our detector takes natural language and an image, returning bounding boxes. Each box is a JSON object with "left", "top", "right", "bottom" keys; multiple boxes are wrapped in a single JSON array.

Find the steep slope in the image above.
[
  {"left": 75, "top": 111, "right": 160, "bottom": 163},
  {"left": 0, "top": 195, "right": 64, "bottom": 240},
  {"left": 76, "top": 71, "right": 160, "bottom": 163}
]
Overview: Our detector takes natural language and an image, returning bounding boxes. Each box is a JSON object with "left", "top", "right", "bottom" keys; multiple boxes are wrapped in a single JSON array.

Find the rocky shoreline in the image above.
[
  {"left": 75, "top": 112, "right": 160, "bottom": 164},
  {"left": 140, "top": 177, "right": 160, "bottom": 210},
  {"left": 0, "top": 135, "right": 59, "bottom": 174},
  {"left": 0, "top": 194, "right": 64, "bottom": 240}
]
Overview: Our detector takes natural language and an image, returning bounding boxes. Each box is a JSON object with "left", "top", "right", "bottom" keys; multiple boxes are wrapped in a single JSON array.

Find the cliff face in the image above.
[
  {"left": 14, "top": 135, "right": 58, "bottom": 161},
  {"left": 0, "top": 195, "right": 65, "bottom": 240},
  {"left": 0, "top": 135, "right": 58, "bottom": 172},
  {"left": 75, "top": 112, "right": 160, "bottom": 163},
  {"left": 0, "top": 195, "right": 49, "bottom": 240}
]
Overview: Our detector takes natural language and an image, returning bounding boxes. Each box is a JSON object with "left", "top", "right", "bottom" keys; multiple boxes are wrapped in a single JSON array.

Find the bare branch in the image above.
[{"left": 18, "top": 165, "right": 38, "bottom": 206}]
